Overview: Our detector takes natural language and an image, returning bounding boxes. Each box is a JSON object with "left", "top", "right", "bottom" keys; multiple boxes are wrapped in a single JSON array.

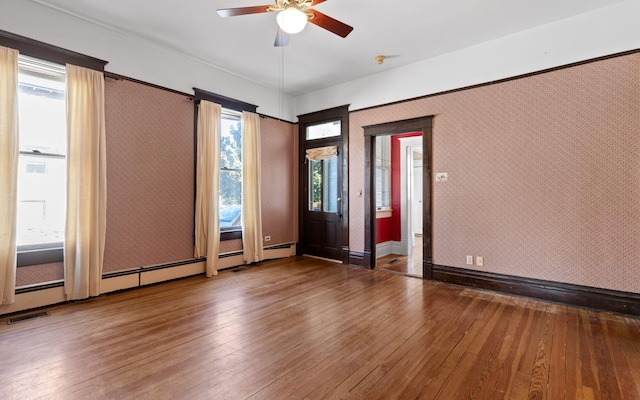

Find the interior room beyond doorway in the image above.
[{"left": 375, "top": 132, "right": 423, "bottom": 278}]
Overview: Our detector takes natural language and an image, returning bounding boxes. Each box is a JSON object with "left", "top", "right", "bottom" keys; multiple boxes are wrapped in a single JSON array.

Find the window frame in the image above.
[
  {"left": 15, "top": 56, "right": 67, "bottom": 267},
  {"left": 219, "top": 109, "right": 243, "bottom": 234},
  {"left": 375, "top": 135, "right": 391, "bottom": 211}
]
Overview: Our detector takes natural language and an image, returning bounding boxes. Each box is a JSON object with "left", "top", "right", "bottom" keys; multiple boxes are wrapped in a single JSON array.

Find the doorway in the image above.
[
  {"left": 363, "top": 116, "right": 434, "bottom": 278},
  {"left": 375, "top": 134, "right": 423, "bottom": 277},
  {"left": 298, "top": 106, "right": 349, "bottom": 262}
]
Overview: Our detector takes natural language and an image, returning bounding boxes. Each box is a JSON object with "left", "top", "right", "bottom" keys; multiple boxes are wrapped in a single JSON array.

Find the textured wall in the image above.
[
  {"left": 15, "top": 263, "right": 63, "bottom": 287},
  {"left": 260, "top": 117, "right": 298, "bottom": 246},
  {"left": 103, "top": 79, "right": 195, "bottom": 272},
  {"left": 350, "top": 52, "right": 640, "bottom": 293}
]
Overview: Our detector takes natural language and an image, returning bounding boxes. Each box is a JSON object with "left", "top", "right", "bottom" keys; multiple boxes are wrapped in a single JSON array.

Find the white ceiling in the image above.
[{"left": 32, "top": 0, "right": 624, "bottom": 96}]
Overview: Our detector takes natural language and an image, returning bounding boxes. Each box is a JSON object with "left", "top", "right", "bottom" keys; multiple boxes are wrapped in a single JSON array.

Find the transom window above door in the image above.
[{"left": 306, "top": 120, "right": 341, "bottom": 140}]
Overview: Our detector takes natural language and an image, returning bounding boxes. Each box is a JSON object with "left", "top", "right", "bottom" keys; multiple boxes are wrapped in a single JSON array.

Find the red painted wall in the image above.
[
  {"left": 376, "top": 132, "right": 422, "bottom": 244},
  {"left": 376, "top": 217, "right": 393, "bottom": 243}
]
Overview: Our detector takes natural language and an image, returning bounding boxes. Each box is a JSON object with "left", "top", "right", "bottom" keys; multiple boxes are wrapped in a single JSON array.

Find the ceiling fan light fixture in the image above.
[{"left": 276, "top": 7, "right": 308, "bottom": 34}]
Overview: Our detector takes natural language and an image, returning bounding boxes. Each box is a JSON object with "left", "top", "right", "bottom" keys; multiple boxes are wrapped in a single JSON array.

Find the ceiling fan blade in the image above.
[
  {"left": 307, "top": 10, "right": 353, "bottom": 38},
  {"left": 274, "top": 28, "right": 290, "bottom": 47},
  {"left": 216, "top": 5, "right": 274, "bottom": 18}
]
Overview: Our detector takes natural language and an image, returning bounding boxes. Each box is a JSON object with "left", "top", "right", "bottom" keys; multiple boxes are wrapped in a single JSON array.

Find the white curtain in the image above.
[
  {"left": 64, "top": 64, "right": 107, "bottom": 300},
  {"left": 241, "top": 111, "right": 264, "bottom": 264},
  {"left": 194, "top": 101, "right": 221, "bottom": 277},
  {"left": 306, "top": 145, "right": 338, "bottom": 161},
  {"left": 0, "top": 46, "right": 19, "bottom": 305}
]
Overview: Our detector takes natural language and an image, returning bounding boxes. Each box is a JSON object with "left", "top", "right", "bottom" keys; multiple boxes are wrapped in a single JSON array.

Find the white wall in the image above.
[
  {"left": 0, "top": 0, "right": 296, "bottom": 121},
  {"left": 3, "top": 1, "right": 639, "bottom": 121},
  {"left": 295, "top": 0, "right": 640, "bottom": 115}
]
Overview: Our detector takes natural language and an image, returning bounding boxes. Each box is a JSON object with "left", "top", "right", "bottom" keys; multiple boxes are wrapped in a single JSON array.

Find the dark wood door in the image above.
[{"left": 303, "top": 142, "right": 343, "bottom": 260}]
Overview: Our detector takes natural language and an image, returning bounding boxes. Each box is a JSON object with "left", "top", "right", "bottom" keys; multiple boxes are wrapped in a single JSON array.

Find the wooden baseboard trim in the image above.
[
  {"left": 432, "top": 264, "right": 640, "bottom": 317},
  {"left": 348, "top": 251, "right": 366, "bottom": 267}
]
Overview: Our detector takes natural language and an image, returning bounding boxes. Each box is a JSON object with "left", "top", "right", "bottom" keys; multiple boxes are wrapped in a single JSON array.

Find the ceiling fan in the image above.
[{"left": 216, "top": 0, "right": 353, "bottom": 47}]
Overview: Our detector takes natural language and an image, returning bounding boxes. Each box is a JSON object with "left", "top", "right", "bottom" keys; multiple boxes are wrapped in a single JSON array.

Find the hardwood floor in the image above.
[
  {"left": 1, "top": 256, "right": 639, "bottom": 399},
  {"left": 377, "top": 235, "right": 423, "bottom": 277}
]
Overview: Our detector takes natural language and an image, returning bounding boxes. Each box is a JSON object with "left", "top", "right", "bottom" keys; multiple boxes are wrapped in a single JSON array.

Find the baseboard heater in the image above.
[
  {"left": 15, "top": 242, "right": 297, "bottom": 296},
  {"left": 101, "top": 242, "right": 296, "bottom": 290},
  {"left": 4, "top": 242, "right": 296, "bottom": 316},
  {"left": 102, "top": 258, "right": 206, "bottom": 278}
]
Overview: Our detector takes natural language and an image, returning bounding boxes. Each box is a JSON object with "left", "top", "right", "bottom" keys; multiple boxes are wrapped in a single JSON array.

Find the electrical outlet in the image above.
[
  {"left": 466, "top": 255, "right": 474, "bottom": 265},
  {"left": 264, "top": 236, "right": 271, "bottom": 242},
  {"left": 476, "top": 256, "right": 484, "bottom": 267}
]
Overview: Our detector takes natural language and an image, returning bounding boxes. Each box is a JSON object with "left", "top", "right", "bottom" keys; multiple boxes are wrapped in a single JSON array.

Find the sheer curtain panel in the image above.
[
  {"left": 0, "top": 46, "right": 18, "bottom": 305},
  {"left": 64, "top": 64, "right": 107, "bottom": 300},
  {"left": 194, "top": 101, "right": 222, "bottom": 276},
  {"left": 241, "top": 111, "right": 264, "bottom": 264}
]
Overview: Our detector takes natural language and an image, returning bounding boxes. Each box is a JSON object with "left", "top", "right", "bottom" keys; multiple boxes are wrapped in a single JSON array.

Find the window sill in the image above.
[
  {"left": 17, "top": 246, "right": 63, "bottom": 267},
  {"left": 221, "top": 230, "right": 242, "bottom": 241},
  {"left": 376, "top": 209, "right": 393, "bottom": 219}
]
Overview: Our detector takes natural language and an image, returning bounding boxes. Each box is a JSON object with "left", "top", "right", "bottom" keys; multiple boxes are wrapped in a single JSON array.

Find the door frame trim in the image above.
[
  {"left": 363, "top": 116, "right": 434, "bottom": 278},
  {"left": 297, "top": 105, "right": 350, "bottom": 263}
]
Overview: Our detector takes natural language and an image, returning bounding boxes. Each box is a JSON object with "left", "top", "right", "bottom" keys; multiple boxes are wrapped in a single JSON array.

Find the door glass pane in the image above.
[
  {"left": 306, "top": 121, "right": 341, "bottom": 140},
  {"left": 309, "top": 160, "right": 322, "bottom": 211},
  {"left": 323, "top": 156, "right": 338, "bottom": 212}
]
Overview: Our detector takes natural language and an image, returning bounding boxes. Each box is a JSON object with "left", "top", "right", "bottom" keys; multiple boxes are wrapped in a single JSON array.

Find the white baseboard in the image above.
[
  {"left": 392, "top": 240, "right": 409, "bottom": 256},
  {"left": 264, "top": 244, "right": 297, "bottom": 260},
  {"left": 217, "top": 254, "right": 244, "bottom": 270},
  {"left": 376, "top": 241, "right": 408, "bottom": 257},
  {"left": 0, "top": 285, "right": 66, "bottom": 316},
  {"left": 377, "top": 241, "right": 393, "bottom": 257},
  {"left": 140, "top": 261, "right": 206, "bottom": 286},
  {"left": 101, "top": 274, "right": 139, "bottom": 294}
]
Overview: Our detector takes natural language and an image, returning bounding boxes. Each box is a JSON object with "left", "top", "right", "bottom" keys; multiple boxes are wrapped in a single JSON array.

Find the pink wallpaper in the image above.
[
  {"left": 350, "top": 53, "right": 640, "bottom": 294},
  {"left": 260, "top": 117, "right": 298, "bottom": 246},
  {"left": 16, "top": 262, "right": 63, "bottom": 287},
  {"left": 103, "top": 79, "right": 195, "bottom": 272}
]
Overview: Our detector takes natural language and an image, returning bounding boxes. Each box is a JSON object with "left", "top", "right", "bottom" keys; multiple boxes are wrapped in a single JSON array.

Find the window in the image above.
[
  {"left": 375, "top": 135, "right": 391, "bottom": 210},
  {"left": 306, "top": 120, "right": 341, "bottom": 140},
  {"left": 193, "top": 87, "right": 258, "bottom": 239},
  {"left": 219, "top": 109, "right": 242, "bottom": 231},
  {"left": 16, "top": 56, "right": 66, "bottom": 259}
]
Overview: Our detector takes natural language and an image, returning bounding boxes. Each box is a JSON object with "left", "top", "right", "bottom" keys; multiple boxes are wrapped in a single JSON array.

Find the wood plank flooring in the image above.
[
  {"left": 377, "top": 235, "right": 423, "bottom": 277},
  {"left": 1, "top": 256, "right": 639, "bottom": 399}
]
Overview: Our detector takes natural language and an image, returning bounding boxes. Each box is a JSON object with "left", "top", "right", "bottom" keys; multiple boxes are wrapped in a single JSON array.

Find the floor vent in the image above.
[
  {"left": 231, "top": 267, "right": 249, "bottom": 273},
  {"left": 387, "top": 259, "right": 400, "bottom": 265},
  {"left": 7, "top": 311, "right": 50, "bottom": 325}
]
